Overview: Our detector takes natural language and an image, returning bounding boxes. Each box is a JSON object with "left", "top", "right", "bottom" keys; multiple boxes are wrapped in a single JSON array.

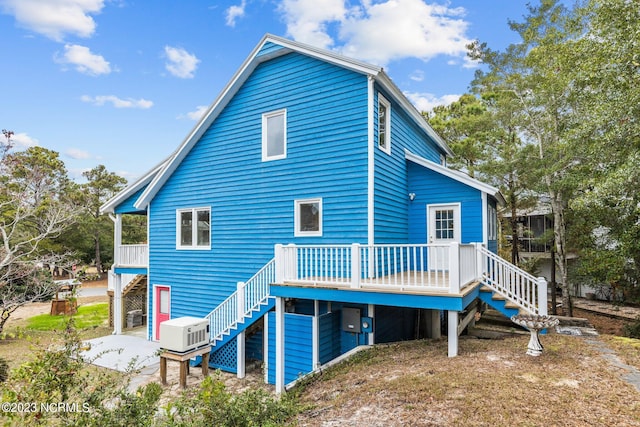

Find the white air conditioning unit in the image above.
[{"left": 159, "top": 316, "right": 209, "bottom": 353}]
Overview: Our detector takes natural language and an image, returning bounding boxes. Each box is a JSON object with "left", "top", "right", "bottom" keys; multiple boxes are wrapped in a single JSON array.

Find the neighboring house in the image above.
[
  {"left": 101, "top": 34, "right": 547, "bottom": 393},
  {"left": 502, "top": 206, "right": 584, "bottom": 297}
]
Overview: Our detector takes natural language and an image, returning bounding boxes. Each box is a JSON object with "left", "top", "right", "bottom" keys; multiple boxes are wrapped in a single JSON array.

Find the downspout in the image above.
[{"left": 367, "top": 75, "right": 375, "bottom": 246}]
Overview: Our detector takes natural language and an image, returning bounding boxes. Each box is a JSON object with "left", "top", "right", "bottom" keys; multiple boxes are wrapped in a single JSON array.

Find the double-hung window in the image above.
[
  {"left": 378, "top": 94, "right": 391, "bottom": 154},
  {"left": 262, "top": 109, "right": 287, "bottom": 161},
  {"left": 177, "top": 207, "right": 210, "bottom": 249},
  {"left": 294, "top": 198, "right": 322, "bottom": 237}
]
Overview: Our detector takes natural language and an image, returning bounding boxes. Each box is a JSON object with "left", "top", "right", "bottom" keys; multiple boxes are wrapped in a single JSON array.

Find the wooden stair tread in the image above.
[{"left": 123, "top": 274, "right": 146, "bottom": 296}]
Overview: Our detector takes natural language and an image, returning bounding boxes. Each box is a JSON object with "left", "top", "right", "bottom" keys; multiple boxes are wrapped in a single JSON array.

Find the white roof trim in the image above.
[
  {"left": 376, "top": 73, "right": 453, "bottom": 157},
  {"left": 134, "top": 34, "right": 454, "bottom": 209},
  {"left": 405, "top": 150, "right": 506, "bottom": 206},
  {"left": 99, "top": 158, "right": 169, "bottom": 214}
]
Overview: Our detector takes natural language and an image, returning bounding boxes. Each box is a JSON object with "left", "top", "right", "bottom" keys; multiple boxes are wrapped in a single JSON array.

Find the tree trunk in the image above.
[
  {"left": 510, "top": 201, "right": 519, "bottom": 265},
  {"left": 549, "top": 191, "right": 571, "bottom": 317},
  {"left": 550, "top": 241, "right": 557, "bottom": 315},
  {"left": 94, "top": 229, "right": 102, "bottom": 274}
]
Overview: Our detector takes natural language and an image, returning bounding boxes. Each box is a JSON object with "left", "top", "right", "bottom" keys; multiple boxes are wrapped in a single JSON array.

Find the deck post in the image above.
[
  {"left": 237, "top": 282, "right": 246, "bottom": 379},
  {"left": 537, "top": 277, "right": 548, "bottom": 316},
  {"left": 351, "top": 243, "right": 361, "bottom": 289},
  {"left": 113, "top": 273, "right": 122, "bottom": 335},
  {"left": 475, "top": 242, "right": 484, "bottom": 279},
  {"left": 312, "top": 300, "right": 319, "bottom": 368},
  {"left": 275, "top": 297, "right": 285, "bottom": 395},
  {"left": 449, "top": 242, "right": 460, "bottom": 294},
  {"left": 428, "top": 309, "right": 441, "bottom": 339},
  {"left": 447, "top": 310, "right": 459, "bottom": 357},
  {"left": 274, "top": 244, "right": 283, "bottom": 283},
  {"left": 263, "top": 312, "right": 269, "bottom": 384},
  {"left": 113, "top": 214, "right": 122, "bottom": 267}
]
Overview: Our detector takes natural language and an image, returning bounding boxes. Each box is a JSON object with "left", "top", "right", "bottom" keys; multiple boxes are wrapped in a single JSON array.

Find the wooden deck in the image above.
[{"left": 280, "top": 271, "right": 480, "bottom": 298}]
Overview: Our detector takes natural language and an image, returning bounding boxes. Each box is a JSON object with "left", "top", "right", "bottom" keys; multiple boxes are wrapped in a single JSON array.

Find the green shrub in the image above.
[
  {"left": 160, "top": 373, "right": 299, "bottom": 426},
  {"left": 1, "top": 318, "right": 162, "bottom": 426},
  {"left": 622, "top": 317, "right": 640, "bottom": 339}
]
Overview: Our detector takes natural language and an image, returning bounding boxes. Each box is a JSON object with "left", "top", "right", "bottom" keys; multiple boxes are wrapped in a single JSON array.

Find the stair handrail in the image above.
[
  {"left": 478, "top": 246, "right": 547, "bottom": 315},
  {"left": 205, "top": 258, "right": 275, "bottom": 342}
]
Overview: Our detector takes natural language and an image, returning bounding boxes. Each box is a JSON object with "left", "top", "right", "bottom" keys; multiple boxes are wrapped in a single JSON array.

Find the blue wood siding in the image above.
[
  {"left": 114, "top": 187, "right": 147, "bottom": 214},
  {"left": 267, "top": 312, "right": 313, "bottom": 385},
  {"left": 373, "top": 86, "right": 446, "bottom": 244},
  {"left": 257, "top": 41, "right": 284, "bottom": 57},
  {"left": 407, "top": 161, "right": 484, "bottom": 244},
  {"left": 148, "top": 50, "right": 370, "bottom": 322}
]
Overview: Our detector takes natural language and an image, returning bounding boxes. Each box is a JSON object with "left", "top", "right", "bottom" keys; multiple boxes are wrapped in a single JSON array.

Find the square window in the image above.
[
  {"left": 295, "top": 198, "right": 322, "bottom": 236},
  {"left": 262, "top": 109, "right": 286, "bottom": 161},
  {"left": 177, "top": 208, "right": 211, "bottom": 249}
]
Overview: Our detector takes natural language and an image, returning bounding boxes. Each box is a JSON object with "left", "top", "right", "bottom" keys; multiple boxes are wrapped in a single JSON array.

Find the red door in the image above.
[{"left": 154, "top": 285, "right": 170, "bottom": 340}]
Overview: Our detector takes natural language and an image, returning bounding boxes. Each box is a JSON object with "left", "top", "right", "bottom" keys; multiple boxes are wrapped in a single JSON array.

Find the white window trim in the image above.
[
  {"left": 488, "top": 204, "right": 497, "bottom": 241},
  {"left": 427, "top": 203, "right": 462, "bottom": 243},
  {"left": 262, "top": 109, "right": 287, "bottom": 161},
  {"left": 377, "top": 93, "right": 391, "bottom": 155},
  {"left": 294, "top": 198, "right": 323, "bottom": 237},
  {"left": 176, "top": 207, "right": 211, "bottom": 250}
]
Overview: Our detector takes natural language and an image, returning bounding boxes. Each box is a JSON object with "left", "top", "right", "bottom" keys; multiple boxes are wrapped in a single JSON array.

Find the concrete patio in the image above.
[{"left": 81, "top": 328, "right": 160, "bottom": 373}]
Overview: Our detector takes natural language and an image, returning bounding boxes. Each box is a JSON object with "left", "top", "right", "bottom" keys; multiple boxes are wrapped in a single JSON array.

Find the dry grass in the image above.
[
  {"left": 294, "top": 334, "right": 640, "bottom": 427},
  {"left": 601, "top": 335, "right": 640, "bottom": 372}
]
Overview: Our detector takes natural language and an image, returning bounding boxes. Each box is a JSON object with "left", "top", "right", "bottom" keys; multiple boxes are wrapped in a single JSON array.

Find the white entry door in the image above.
[{"left": 427, "top": 204, "right": 461, "bottom": 270}]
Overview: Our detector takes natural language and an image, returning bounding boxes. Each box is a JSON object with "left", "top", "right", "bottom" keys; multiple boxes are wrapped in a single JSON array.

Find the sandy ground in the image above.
[{"left": 8, "top": 278, "right": 108, "bottom": 320}]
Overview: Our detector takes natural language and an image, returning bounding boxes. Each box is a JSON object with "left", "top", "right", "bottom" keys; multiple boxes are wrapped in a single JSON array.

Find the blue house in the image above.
[{"left": 101, "top": 34, "right": 548, "bottom": 393}]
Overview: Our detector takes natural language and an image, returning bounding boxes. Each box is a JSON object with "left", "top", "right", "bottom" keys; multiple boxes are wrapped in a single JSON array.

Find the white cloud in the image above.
[
  {"left": 178, "top": 105, "right": 209, "bottom": 121},
  {"left": 404, "top": 91, "right": 460, "bottom": 113},
  {"left": 65, "top": 148, "right": 91, "bottom": 159},
  {"left": 0, "top": 0, "right": 104, "bottom": 41},
  {"left": 81, "top": 95, "right": 153, "bottom": 109},
  {"left": 278, "top": 0, "right": 471, "bottom": 66},
  {"left": 225, "top": 0, "right": 246, "bottom": 27},
  {"left": 8, "top": 132, "right": 39, "bottom": 149},
  {"left": 55, "top": 44, "right": 111, "bottom": 75},
  {"left": 164, "top": 46, "right": 200, "bottom": 79},
  {"left": 409, "top": 69, "right": 424, "bottom": 82},
  {"left": 279, "top": 0, "right": 347, "bottom": 49}
]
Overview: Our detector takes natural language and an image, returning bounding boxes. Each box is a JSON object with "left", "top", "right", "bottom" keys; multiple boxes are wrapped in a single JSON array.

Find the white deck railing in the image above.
[
  {"left": 479, "top": 246, "right": 547, "bottom": 315},
  {"left": 275, "top": 243, "right": 481, "bottom": 293},
  {"left": 206, "top": 258, "right": 275, "bottom": 343},
  {"left": 117, "top": 244, "right": 148, "bottom": 268}
]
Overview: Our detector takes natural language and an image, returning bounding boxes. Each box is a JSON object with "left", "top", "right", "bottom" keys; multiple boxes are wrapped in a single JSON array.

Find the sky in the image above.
[{"left": 0, "top": 0, "right": 533, "bottom": 183}]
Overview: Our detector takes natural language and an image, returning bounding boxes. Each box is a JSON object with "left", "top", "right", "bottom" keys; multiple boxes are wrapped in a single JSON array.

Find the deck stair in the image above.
[
  {"left": 478, "top": 285, "right": 524, "bottom": 319},
  {"left": 476, "top": 245, "right": 547, "bottom": 318},
  {"left": 122, "top": 274, "right": 146, "bottom": 296},
  {"left": 202, "top": 259, "right": 276, "bottom": 367}
]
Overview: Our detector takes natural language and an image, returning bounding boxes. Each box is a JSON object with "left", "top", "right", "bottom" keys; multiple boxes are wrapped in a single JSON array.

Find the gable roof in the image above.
[
  {"left": 128, "top": 33, "right": 452, "bottom": 210},
  {"left": 405, "top": 150, "right": 506, "bottom": 206},
  {"left": 99, "top": 157, "right": 169, "bottom": 214}
]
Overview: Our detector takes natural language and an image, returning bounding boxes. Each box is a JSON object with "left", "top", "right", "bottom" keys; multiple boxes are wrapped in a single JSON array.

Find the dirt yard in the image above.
[{"left": 2, "top": 289, "right": 639, "bottom": 426}]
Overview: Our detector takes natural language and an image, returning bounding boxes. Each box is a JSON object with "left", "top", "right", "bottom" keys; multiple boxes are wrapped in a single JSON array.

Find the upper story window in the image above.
[
  {"left": 262, "top": 109, "right": 287, "bottom": 161},
  {"left": 177, "top": 207, "right": 210, "bottom": 249},
  {"left": 295, "top": 198, "right": 322, "bottom": 237},
  {"left": 378, "top": 94, "right": 391, "bottom": 155}
]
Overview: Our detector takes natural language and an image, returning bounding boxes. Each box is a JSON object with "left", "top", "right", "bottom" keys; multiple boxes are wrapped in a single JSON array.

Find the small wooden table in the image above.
[{"left": 159, "top": 345, "right": 211, "bottom": 388}]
